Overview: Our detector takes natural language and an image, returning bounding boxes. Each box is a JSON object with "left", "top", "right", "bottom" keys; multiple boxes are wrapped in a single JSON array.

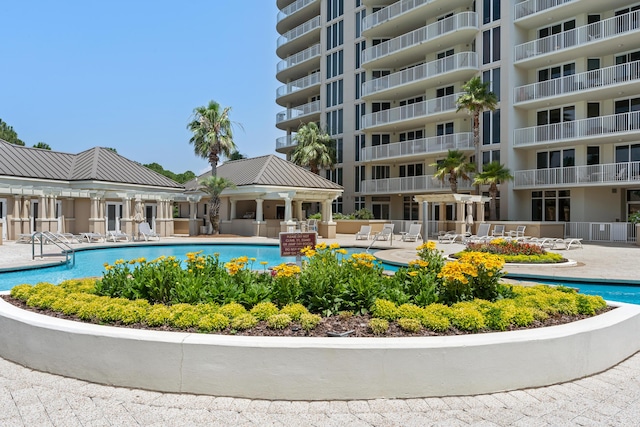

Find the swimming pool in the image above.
[{"left": 1, "top": 243, "right": 638, "bottom": 305}]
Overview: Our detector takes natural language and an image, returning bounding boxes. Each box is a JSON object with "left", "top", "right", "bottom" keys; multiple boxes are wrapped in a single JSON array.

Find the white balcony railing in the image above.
[
  {"left": 361, "top": 174, "right": 474, "bottom": 194},
  {"left": 276, "top": 73, "right": 321, "bottom": 98},
  {"left": 276, "top": 100, "right": 321, "bottom": 124},
  {"left": 515, "top": 10, "right": 640, "bottom": 61},
  {"left": 514, "top": 161, "right": 640, "bottom": 188},
  {"left": 513, "top": 111, "right": 640, "bottom": 147},
  {"left": 277, "top": 16, "right": 321, "bottom": 48},
  {"left": 362, "top": 92, "right": 462, "bottom": 129},
  {"left": 514, "top": 60, "right": 640, "bottom": 103},
  {"left": 362, "top": 52, "right": 477, "bottom": 98},
  {"left": 362, "top": 0, "right": 439, "bottom": 32},
  {"left": 514, "top": 0, "right": 575, "bottom": 21},
  {"left": 276, "top": 135, "right": 297, "bottom": 150},
  {"left": 565, "top": 222, "right": 637, "bottom": 243},
  {"left": 277, "top": 0, "right": 318, "bottom": 23},
  {"left": 361, "top": 12, "right": 477, "bottom": 65},
  {"left": 276, "top": 43, "right": 321, "bottom": 74},
  {"left": 361, "top": 133, "right": 473, "bottom": 162}
]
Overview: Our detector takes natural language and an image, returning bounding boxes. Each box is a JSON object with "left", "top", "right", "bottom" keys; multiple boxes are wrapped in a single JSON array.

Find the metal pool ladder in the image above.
[{"left": 31, "top": 231, "right": 76, "bottom": 268}]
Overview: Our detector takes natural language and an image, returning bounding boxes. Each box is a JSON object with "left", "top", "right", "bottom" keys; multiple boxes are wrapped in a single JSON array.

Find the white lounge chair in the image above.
[
  {"left": 80, "top": 232, "right": 105, "bottom": 243},
  {"left": 400, "top": 223, "right": 422, "bottom": 242},
  {"left": 16, "top": 233, "right": 38, "bottom": 244},
  {"left": 508, "top": 225, "right": 527, "bottom": 239},
  {"left": 491, "top": 224, "right": 505, "bottom": 237},
  {"left": 373, "top": 224, "right": 394, "bottom": 241},
  {"left": 465, "top": 223, "right": 491, "bottom": 244},
  {"left": 355, "top": 225, "right": 371, "bottom": 240},
  {"left": 49, "top": 232, "right": 82, "bottom": 244},
  {"left": 138, "top": 222, "right": 160, "bottom": 241},
  {"left": 551, "top": 238, "right": 583, "bottom": 250},
  {"left": 107, "top": 230, "right": 130, "bottom": 242}
]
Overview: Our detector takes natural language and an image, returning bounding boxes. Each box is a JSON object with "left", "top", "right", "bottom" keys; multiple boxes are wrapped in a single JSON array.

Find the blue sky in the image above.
[{"left": 2, "top": 1, "right": 281, "bottom": 175}]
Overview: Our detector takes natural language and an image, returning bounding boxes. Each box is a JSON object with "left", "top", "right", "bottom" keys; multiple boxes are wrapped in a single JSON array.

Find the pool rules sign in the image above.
[{"left": 279, "top": 232, "right": 317, "bottom": 260}]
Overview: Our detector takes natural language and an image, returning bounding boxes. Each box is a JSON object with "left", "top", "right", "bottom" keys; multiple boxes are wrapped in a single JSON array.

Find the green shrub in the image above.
[
  {"left": 370, "top": 299, "right": 398, "bottom": 320},
  {"left": 250, "top": 302, "right": 279, "bottom": 320},
  {"left": 169, "top": 304, "right": 200, "bottom": 328},
  {"left": 338, "top": 310, "right": 354, "bottom": 320},
  {"left": 198, "top": 313, "right": 230, "bottom": 332},
  {"left": 397, "top": 318, "right": 422, "bottom": 333},
  {"left": 450, "top": 302, "right": 485, "bottom": 332},
  {"left": 266, "top": 313, "right": 292, "bottom": 329},
  {"left": 219, "top": 302, "right": 247, "bottom": 319},
  {"left": 146, "top": 304, "right": 172, "bottom": 326},
  {"left": 231, "top": 313, "right": 258, "bottom": 330},
  {"left": 420, "top": 311, "right": 450, "bottom": 332},
  {"left": 10, "top": 284, "right": 35, "bottom": 301},
  {"left": 299, "top": 313, "right": 322, "bottom": 331},
  {"left": 280, "top": 303, "right": 309, "bottom": 321},
  {"left": 368, "top": 318, "right": 389, "bottom": 335},
  {"left": 396, "top": 303, "right": 424, "bottom": 320}
]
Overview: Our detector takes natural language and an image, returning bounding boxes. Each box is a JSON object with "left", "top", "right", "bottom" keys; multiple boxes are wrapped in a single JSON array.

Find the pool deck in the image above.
[{"left": 1, "top": 234, "right": 640, "bottom": 426}]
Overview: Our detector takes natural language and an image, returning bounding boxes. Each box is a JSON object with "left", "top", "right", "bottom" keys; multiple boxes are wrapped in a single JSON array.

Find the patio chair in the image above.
[
  {"left": 107, "top": 230, "right": 130, "bottom": 242},
  {"left": 355, "top": 225, "right": 371, "bottom": 240},
  {"left": 373, "top": 223, "right": 394, "bottom": 241},
  {"left": 491, "top": 224, "right": 505, "bottom": 237},
  {"left": 551, "top": 238, "right": 583, "bottom": 250},
  {"left": 400, "top": 223, "right": 422, "bottom": 242},
  {"left": 138, "top": 222, "right": 160, "bottom": 241},
  {"left": 307, "top": 219, "right": 318, "bottom": 232},
  {"left": 465, "top": 223, "right": 491, "bottom": 244},
  {"left": 48, "top": 232, "right": 82, "bottom": 244},
  {"left": 508, "top": 225, "right": 526, "bottom": 239},
  {"left": 16, "top": 233, "right": 38, "bottom": 244},
  {"left": 80, "top": 232, "right": 105, "bottom": 243}
]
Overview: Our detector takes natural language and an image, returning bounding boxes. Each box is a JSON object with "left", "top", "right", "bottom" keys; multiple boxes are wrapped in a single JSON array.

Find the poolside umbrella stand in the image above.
[{"left": 133, "top": 200, "right": 145, "bottom": 240}]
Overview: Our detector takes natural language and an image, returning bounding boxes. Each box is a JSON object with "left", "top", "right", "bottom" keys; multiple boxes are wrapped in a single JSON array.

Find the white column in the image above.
[
  {"left": 284, "top": 197, "right": 292, "bottom": 222},
  {"left": 49, "top": 196, "right": 56, "bottom": 220},
  {"left": 123, "top": 198, "right": 131, "bottom": 219},
  {"left": 90, "top": 197, "right": 98, "bottom": 219},
  {"left": 13, "top": 197, "right": 21, "bottom": 219},
  {"left": 230, "top": 200, "right": 237, "bottom": 220},
  {"left": 39, "top": 196, "right": 47, "bottom": 219},
  {"left": 189, "top": 201, "right": 197, "bottom": 219},
  {"left": 255, "top": 199, "right": 264, "bottom": 222}
]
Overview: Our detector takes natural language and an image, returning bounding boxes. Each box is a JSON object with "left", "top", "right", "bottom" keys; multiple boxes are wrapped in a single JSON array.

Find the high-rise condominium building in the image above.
[{"left": 275, "top": 0, "right": 640, "bottom": 232}]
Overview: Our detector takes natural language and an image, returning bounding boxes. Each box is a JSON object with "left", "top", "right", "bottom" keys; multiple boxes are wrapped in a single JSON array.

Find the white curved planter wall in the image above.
[{"left": 1, "top": 298, "right": 639, "bottom": 400}]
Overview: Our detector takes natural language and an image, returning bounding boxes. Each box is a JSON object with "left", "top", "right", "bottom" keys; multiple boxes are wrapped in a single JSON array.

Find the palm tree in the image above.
[
  {"left": 473, "top": 162, "right": 513, "bottom": 221},
  {"left": 456, "top": 76, "right": 498, "bottom": 173},
  {"left": 33, "top": 142, "right": 51, "bottom": 150},
  {"left": 199, "top": 176, "right": 236, "bottom": 235},
  {"left": 187, "top": 100, "right": 240, "bottom": 176},
  {"left": 431, "top": 149, "right": 475, "bottom": 194},
  {"left": 290, "top": 122, "right": 335, "bottom": 174}
]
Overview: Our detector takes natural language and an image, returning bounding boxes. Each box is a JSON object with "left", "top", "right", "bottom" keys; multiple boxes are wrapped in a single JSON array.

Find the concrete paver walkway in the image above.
[{"left": 1, "top": 235, "right": 640, "bottom": 425}]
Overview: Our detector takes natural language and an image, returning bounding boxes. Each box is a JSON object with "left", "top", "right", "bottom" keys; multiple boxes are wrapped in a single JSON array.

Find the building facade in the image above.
[{"left": 275, "top": 0, "right": 640, "bottom": 237}]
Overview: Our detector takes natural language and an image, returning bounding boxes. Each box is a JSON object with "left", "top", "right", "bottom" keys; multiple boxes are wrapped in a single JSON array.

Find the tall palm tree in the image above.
[
  {"left": 431, "top": 149, "right": 475, "bottom": 194},
  {"left": 456, "top": 76, "right": 498, "bottom": 173},
  {"left": 187, "top": 100, "right": 239, "bottom": 176},
  {"left": 199, "top": 176, "right": 236, "bottom": 235},
  {"left": 290, "top": 122, "right": 335, "bottom": 174},
  {"left": 473, "top": 161, "right": 513, "bottom": 221}
]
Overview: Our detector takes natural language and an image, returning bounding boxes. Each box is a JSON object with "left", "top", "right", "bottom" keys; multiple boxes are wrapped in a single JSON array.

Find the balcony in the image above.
[
  {"left": 362, "top": 52, "right": 478, "bottom": 100},
  {"left": 276, "top": 135, "right": 297, "bottom": 153},
  {"left": 361, "top": 174, "right": 474, "bottom": 195},
  {"left": 276, "top": 100, "right": 321, "bottom": 130},
  {"left": 361, "top": 133, "right": 473, "bottom": 163},
  {"left": 361, "top": 12, "right": 477, "bottom": 69},
  {"left": 513, "top": 111, "right": 640, "bottom": 148},
  {"left": 514, "top": 161, "right": 640, "bottom": 189},
  {"left": 276, "top": 44, "right": 321, "bottom": 82},
  {"left": 276, "top": 0, "right": 320, "bottom": 34},
  {"left": 361, "top": 0, "right": 471, "bottom": 38},
  {"left": 514, "top": 10, "right": 640, "bottom": 67},
  {"left": 276, "top": 16, "right": 321, "bottom": 58},
  {"left": 514, "top": 0, "right": 631, "bottom": 29},
  {"left": 276, "top": 73, "right": 321, "bottom": 106},
  {"left": 514, "top": 60, "right": 640, "bottom": 108},
  {"left": 362, "top": 92, "right": 462, "bottom": 132}
]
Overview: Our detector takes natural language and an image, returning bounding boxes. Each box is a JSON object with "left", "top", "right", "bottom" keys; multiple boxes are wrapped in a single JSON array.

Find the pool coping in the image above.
[{"left": 1, "top": 297, "right": 639, "bottom": 400}]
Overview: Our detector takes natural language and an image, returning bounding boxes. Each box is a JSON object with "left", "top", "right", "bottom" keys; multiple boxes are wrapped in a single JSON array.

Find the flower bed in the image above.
[{"left": 457, "top": 238, "right": 566, "bottom": 263}]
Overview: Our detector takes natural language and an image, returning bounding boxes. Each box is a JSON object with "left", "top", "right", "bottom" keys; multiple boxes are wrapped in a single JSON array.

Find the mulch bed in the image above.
[{"left": 1, "top": 295, "right": 613, "bottom": 338}]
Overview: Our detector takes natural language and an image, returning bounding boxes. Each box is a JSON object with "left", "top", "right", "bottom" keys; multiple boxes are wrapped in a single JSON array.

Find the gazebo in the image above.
[{"left": 413, "top": 194, "right": 491, "bottom": 237}]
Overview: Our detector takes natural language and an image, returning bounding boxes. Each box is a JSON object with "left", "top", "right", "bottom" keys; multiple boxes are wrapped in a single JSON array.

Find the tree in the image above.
[
  {"left": 33, "top": 142, "right": 51, "bottom": 150},
  {"left": 431, "top": 149, "right": 475, "bottom": 194},
  {"left": 187, "top": 100, "right": 239, "bottom": 176},
  {"left": 473, "top": 162, "right": 513, "bottom": 221},
  {"left": 227, "top": 150, "right": 246, "bottom": 161},
  {"left": 143, "top": 162, "right": 196, "bottom": 184},
  {"left": 199, "top": 176, "right": 236, "bottom": 235},
  {"left": 456, "top": 76, "right": 498, "bottom": 173},
  {"left": 0, "top": 118, "right": 25, "bottom": 145},
  {"left": 290, "top": 122, "right": 335, "bottom": 174}
]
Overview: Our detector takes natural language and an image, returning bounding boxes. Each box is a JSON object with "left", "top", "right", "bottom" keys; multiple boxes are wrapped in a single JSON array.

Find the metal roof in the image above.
[
  {"left": 185, "top": 155, "right": 343, "bottom": 190},
  {"left": 0, "top": 139, "right": 183, "bottom": 188}
]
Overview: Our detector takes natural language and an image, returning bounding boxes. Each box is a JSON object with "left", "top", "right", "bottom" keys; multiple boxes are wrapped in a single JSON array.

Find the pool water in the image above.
[{"left": 1, "top": 244, "right": 639, "bottom": 305}]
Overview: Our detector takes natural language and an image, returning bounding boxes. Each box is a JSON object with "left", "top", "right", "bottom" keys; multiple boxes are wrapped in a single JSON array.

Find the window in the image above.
[
  {"left": 532, "top": 190, "right": 570, "bottom": 221},
  {"left": 403, "top": 196, "right": 419, "bottom": 221},
  {"left": 482, "top": 109, "right": 500, "bottom": 145},
  {"left": 355, "top": 10, "right": 366, "bottom": 39},
  {"left": 483, "top": 0, "right": 501, "bottom": 24},
  {"left": 335, "top": 138, "right": 343, "bottom": 163},
  {"left": 372, "top": 69, "right": 390, "bottom": 79},
  {"left": 327, "top": 0, "right": 344, "bottom": 21},
  {"left": 332, "top": 197, "right": 343, "bottom": 214},
  {"left": 372, "top": 197, "right": 390, "bottom": 219},
  {"left": 326, "top": 51, "right": 343, "bottom": 78},
  {"left": 436, "top": 86, "right": 454, "bottom": 98},
  {"left": 482, "top": 68, "right": 500, "bottom": 100},
  {"left": 325, "top": 80, "right": 343, "bottom": 107},
  {"left": 326, "top": 168, "right": 342, "bottom": 186},
  {"left": 614, "top": 5, "right": 640, "bottom": 33},
  {"left": 482, "top": 150, "right": 500, "bottom": 165},
  {"left": 539, "top": 19, "right": 575, "bottom": 39},
  {"left": 355, "top": 103, "right": 365, "bottom": 130},
  {"left": 355, "top": 196, "right": 365, "bottom": 211},
  {"left": 327, "top": 21, "right": 344, "bottom": 49},
  {"left": 372, "top": 165, "right": 390, "bottom": 179},
  {"left": 399, "top": 129, "right": 425, "bottom": 141},
  {"left": 354, "top": 134, "right": 365, "bottom": 161},
  {"left": 399, "top": 163, "right": 423, "bottom": 177},
  {"left": 371, "top": 134, "right": 390, "bottom": 146},
  {"left": 614, "top": 97, "right": 640, "bottom": 132},
  {"left": 326, "top": 109, "right": 343, "bottom": 135},
  {"left": 615, "top": 144, "right": 640, "bottom": 163},
  {"left": 436, "top": 123, "right": 454, "bottom": 136},
  {"left": 482, "top": 27, "right": 500, "bottom": 64},
  {"left": 587, "top": 146, "right": 600, "bottom": 165},
  {"left": 355, "top": 165, "right": 365, "bottom": 192},
  {"left": 627, "top": 190, "right": 640, "bottom": 221},
  {"left": 355, "top": 41, "right": 366, "bottom": 69},
  {"left": 536, "top": 106, "right": 575, "bottom": 141},
  {"left": 371, "top": 102, "right": 390, "bottom": 113},
  {"left": 538, "top": 63, "right": 575, "bottom": 82},
  {"left": 399, "top": 96, "right": 424, "bottom": 106},
  {"left": 537, "top": 149, "right": 575, "bottom": 169},
  {"left": 355, "top": 71, "right": 365, "bottom": 99}
]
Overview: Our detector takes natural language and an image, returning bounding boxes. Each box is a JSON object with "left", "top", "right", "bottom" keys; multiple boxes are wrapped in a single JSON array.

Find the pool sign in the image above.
[{"left": 279, "top": 232, "right": 317, "bottom": 257}]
